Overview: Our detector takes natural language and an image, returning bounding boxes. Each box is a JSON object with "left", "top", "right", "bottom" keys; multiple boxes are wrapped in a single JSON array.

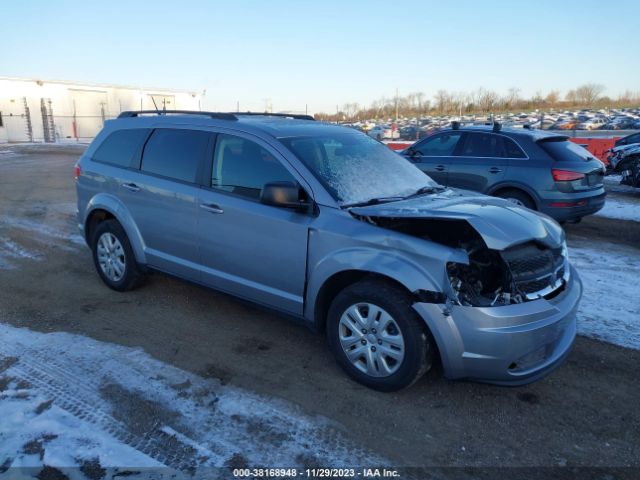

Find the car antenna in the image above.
[
  {"left": 451, "top": 121, "right": 460, "bottom": 130},
  {"left": 493, "top": 121, "right": 502, "bottom": 132}
]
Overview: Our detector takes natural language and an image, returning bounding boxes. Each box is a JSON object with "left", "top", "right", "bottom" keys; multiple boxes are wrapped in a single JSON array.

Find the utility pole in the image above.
[{"left": 395, "top": 87, "right": 399, "bottom": 122}]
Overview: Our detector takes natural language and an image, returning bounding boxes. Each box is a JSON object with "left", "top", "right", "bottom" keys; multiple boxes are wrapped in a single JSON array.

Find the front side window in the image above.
[
  {"left": 141, "top": 129, "right": 210, "bottom": 183},
  {"left": 415, "top": 132, "right": 462, "bottom": 156},
  {"left": 282, "top": 132, "right": 436, "bottom": 205},
  {"left": 211, "top": 134, "right": 295, "bottom": 200},
  {"left": 93, "top": 128, "right": 150, "bottom": 168}
]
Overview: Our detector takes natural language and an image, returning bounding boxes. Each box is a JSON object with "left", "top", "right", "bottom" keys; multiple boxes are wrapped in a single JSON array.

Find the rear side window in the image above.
[
  {"left": 539, "top": 140, "right": 594, "bottom": 162},
  {"left": 415, "top": 132, "right": 462, "bottom": 156},
  {"left": 141, "top": 129, "right": 210, "bottom": 183},
  {"left": 92, "top": 129, "right": 150, "bottom": 168},
  {"left": 458, "top": 133, "right": 505, "bottom": 158},
  {"left": 211, "top": 134, "right": 295, "bottom": 200},
  {"left": 503, "top": 137, "right": 527, "bottom": 158}
]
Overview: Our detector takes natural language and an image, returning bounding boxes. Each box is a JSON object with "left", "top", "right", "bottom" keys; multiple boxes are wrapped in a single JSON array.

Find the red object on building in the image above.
[{"left": 567, "top": 137, "right": 618, "bottom": 164}]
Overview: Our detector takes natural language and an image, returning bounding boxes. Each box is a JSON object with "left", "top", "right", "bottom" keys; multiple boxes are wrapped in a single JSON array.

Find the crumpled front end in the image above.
[
  {"left": 349, "top": 192, "right": 581, "bottom": 384},
  {"left": 414, "top": 265, "right": 581, "bottom": 384}
]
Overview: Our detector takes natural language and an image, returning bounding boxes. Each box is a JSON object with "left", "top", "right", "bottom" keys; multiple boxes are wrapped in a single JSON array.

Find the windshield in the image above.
[{"left": 281, "top": 133, "right": 437, "bottom": 205}]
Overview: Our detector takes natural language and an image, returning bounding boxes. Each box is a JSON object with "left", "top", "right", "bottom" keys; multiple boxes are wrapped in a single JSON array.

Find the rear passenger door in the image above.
[
  {"left": 408, "top": 131, "right": 463, "bottom": 185},
  {"left": 447, "top": 132, "right": 511, "bottom": 192},
  {"left": 197, "top": 133, "right": 313, "bottom": 315},
  {"left": 119, "top": 127, "right": 211, "bottom": 280}
]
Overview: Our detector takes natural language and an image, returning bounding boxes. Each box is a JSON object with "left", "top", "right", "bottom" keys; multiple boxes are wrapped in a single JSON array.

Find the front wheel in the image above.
[{"left": 326, "top": 279, "right": 434, "bottom": 391}]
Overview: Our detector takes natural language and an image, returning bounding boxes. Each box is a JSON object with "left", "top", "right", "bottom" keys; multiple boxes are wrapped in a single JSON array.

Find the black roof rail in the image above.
[
  {"left": 117, "top": 110, "right": 316, "bottom": 121},
  {"left": 234, "top": 112, "right": 315, "bottom": 121},
  {"left": 117, "top": 110, "right": 238, "bottom": 121}
]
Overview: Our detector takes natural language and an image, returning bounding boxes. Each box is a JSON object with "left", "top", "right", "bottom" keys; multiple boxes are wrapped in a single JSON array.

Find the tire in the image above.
[
  {"left": 91, "top": 219, "right": 144, "bottom": 292},
  {"left": 326, "top": 279, "right": 434, "bottom": 391},
  {"left": 495, "top": 189, "right": 536, "bottom": 210}
]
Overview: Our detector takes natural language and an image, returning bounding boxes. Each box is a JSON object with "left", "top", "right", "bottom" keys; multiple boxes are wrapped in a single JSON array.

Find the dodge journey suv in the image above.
[{"left": 76, "top": 111, "right": 582, "bottom": 391}]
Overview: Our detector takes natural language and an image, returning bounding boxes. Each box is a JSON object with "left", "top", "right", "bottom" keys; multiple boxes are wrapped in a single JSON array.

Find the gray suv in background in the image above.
[
  {"left": 76, "top": 111, "right": 581, "bottom": 391},
  {"left": 402, "top": 124, "right": 606, "bottom": 222}
]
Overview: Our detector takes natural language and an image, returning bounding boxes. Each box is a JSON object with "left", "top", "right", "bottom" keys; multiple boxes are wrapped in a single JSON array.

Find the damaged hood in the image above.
[{"left": 349, "top": 189, "right": 564, "bottom": 250}]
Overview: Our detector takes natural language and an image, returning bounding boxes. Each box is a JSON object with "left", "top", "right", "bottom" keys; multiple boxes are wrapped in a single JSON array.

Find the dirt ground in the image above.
[{"left": 0, "top": 144, "right": 639, "bottom": 470}]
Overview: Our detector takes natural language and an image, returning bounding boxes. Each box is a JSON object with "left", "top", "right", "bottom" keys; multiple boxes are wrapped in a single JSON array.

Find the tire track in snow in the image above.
[{"left": 0, "top": 324, "right": 386, "bottom": 473}]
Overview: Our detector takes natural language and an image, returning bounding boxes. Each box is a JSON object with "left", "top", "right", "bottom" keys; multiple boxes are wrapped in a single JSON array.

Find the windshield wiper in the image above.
[
  {"left": 342, "top": 196, "right": 405, "bottom": 208},
  {"left": 402, "top": 185, "right": 446, "bottom": 200}
]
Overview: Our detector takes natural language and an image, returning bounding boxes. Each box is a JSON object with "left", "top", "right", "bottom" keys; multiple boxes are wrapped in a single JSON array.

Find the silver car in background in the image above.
[{"left": 76, "top": 111, "right": 581, "bottom": 391}]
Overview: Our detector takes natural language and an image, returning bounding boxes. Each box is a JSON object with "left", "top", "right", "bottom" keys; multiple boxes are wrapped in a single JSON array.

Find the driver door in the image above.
[
  {"left": 405, "top": 131, "right": 463, "bottom": 185},
  {"left": 197, "top": 133, "right": 314, "bottom": 315}
]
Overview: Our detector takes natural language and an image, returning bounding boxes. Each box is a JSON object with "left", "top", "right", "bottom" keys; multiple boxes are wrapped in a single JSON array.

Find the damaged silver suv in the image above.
[{"left": 76, "top": 111, "right": 581, "bottom": 391}]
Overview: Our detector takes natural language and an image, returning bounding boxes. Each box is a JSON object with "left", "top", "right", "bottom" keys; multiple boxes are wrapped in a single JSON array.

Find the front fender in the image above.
[
  {"left": 305, "top": 246, "right": 452, "bottom": 323},
  {"left": 83, "top": 194, "right": 146, "bottom": 264}
]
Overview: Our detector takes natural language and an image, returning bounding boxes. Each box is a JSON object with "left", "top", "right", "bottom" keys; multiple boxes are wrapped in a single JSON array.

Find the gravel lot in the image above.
[{"left": 0, "top": 144, "right": 639, "bottom": 475}]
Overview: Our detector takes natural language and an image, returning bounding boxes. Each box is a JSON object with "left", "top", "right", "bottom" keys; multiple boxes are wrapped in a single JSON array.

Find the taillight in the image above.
[
  {"left": 74, "top": 164, "right": 81, "bottom": 180},
  {"left": 552, "top": 169, "right": 585, "bottom": 182}
]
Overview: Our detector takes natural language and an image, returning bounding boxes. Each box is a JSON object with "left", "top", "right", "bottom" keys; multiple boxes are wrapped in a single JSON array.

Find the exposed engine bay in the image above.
[
  {"left": 608, "top": 143, "right": 640, "bottom": 188},
  {"left": 354, "top": 215, "right": 568, "bottom": 307}
]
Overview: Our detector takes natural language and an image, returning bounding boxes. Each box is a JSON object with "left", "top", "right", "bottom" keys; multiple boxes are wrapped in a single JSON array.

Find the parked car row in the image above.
[{"left": 341, "top": 107, "right": 640, "bottom": 140}]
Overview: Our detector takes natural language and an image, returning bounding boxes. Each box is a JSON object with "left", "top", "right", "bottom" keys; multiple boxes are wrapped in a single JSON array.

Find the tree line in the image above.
[{"left": 314, "top": 84, "right": 640, "bottom": 122}]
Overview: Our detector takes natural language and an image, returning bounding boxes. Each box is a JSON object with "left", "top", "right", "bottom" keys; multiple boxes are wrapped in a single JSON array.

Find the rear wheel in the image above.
[
  {"left": 495, "top": 189, "right": 536, "bottom": 210},
  {"left": 91, "top": 220, "right": 144, "bottom": 291},
  {"left": 326, "top": 279, "right": 434, "bottom": 391}
]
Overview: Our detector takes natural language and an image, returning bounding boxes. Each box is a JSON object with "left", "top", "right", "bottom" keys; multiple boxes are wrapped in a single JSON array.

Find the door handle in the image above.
[
  {"left": 200, "top": 203, "right": 224, "bottom": 214},
  {"left": 121, "top": 182, "right": 140, "bottom": 192},
  {"left": 489, "top": 167, "right": 503, "bottom": 174},
  {"left": 434, "top": 165, "right": 446, "bottom": 172}
]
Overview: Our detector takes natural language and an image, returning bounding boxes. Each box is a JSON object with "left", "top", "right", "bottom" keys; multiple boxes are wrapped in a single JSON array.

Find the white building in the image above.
[{"left": 0, "top": 77, "right": 201, "bottom": 143}]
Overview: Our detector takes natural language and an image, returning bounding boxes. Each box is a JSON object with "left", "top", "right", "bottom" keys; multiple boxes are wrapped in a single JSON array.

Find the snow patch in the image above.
[
  {"left": 0, "top": 237, "right": 42, "bottom": 270},
  {"left": 595, "top": 196, "right": 640, "bottom": 222},
  {"left": 0, "top": 387, "right": 161, "bottom": 470},
  {"left": 604, "top": 174, "right": 640, "bottom": 195},
  {"left": 1, "top": 217, "right": 84, "bottom": 247},
  {"left": 0, "top": 323, "right": 384, "bottom": 475},
  {"left": 571, "top": 242, "right": 640, "bottom": 349}
]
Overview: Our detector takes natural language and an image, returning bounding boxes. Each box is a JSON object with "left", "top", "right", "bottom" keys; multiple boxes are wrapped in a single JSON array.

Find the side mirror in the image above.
[
  {"left": 405, "top": 147, "right": 421, "bottom": 161},
  {"left": 260, "top": 181, "right": 311, "bottom": 212}
]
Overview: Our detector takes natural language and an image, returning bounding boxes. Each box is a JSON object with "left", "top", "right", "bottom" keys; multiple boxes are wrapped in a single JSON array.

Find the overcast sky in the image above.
[{"left": 2, "top": 0, "right": 638, "bottom": 113}]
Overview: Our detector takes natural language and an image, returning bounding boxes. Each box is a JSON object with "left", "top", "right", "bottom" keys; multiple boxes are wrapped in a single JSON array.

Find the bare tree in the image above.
[
  {"left": 505, "top": 87, "right": 521, "bottom": 110},
  {"left": 545, "top": 90, "right": 560, "bottom": 106},
  {"left": 434, "top": 90, "right": 452, "bottom": 114},
  {"left": 475, "top": 88, "right": 499, "bottom": 113},
  {"left": 315, "top": 82, "right": 633, "bottom": 122},
  {"left": 575, "top": 83, "right": 605, "bottom": 105}
]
